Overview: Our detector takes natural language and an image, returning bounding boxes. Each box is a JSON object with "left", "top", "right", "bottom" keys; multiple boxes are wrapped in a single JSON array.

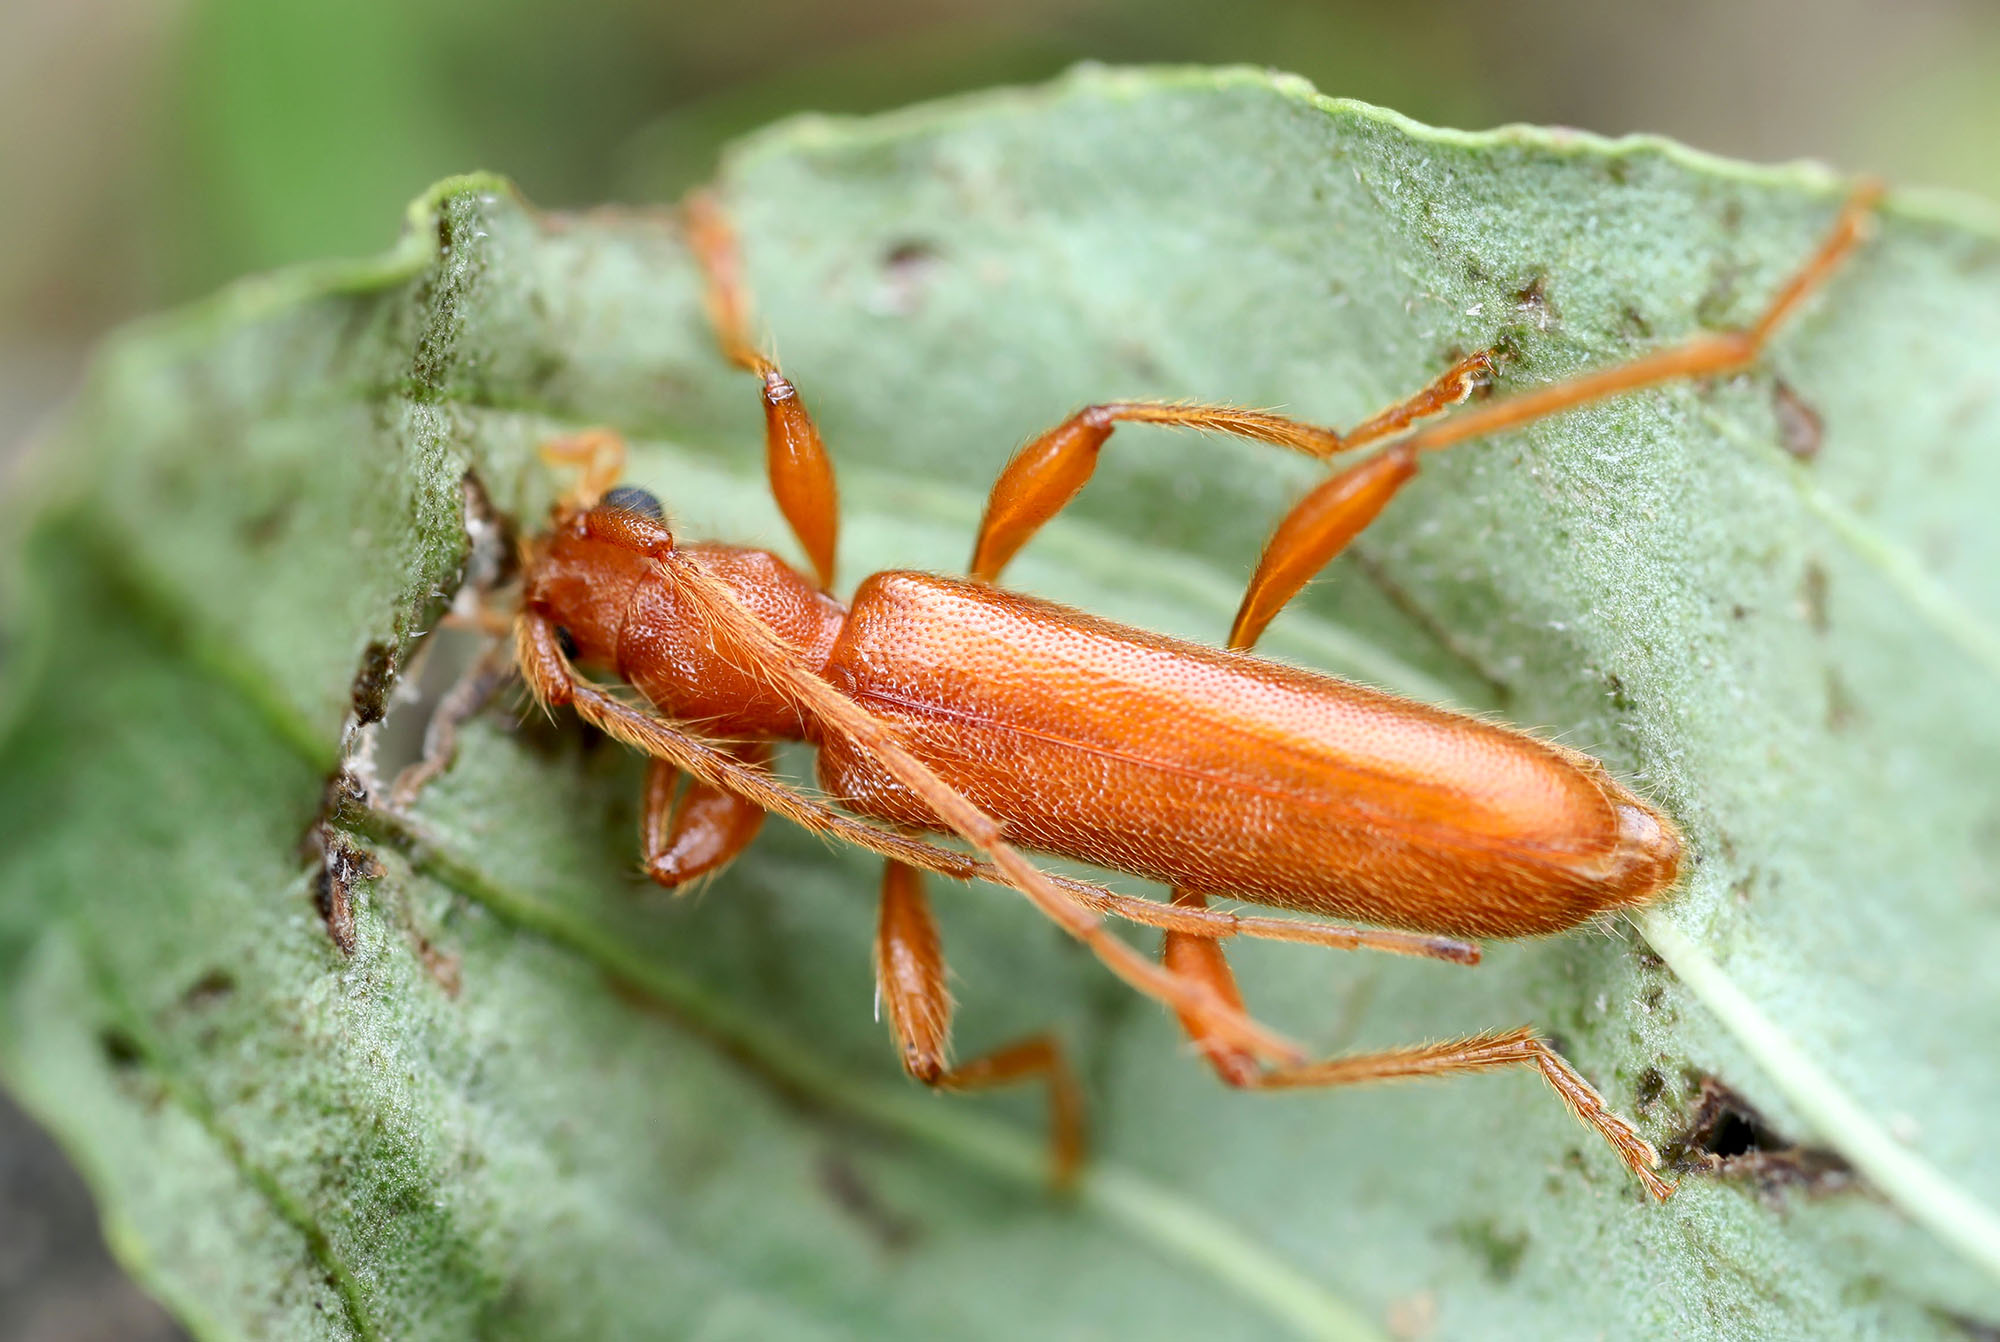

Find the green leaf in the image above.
[{"left": 6, "top": 64, "right": 2000, "bottom": 1340}]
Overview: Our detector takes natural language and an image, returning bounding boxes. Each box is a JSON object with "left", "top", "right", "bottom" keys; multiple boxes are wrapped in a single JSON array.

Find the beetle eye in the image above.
[{"left": 600, "top": 484, "right": 664, "bottom": 520}]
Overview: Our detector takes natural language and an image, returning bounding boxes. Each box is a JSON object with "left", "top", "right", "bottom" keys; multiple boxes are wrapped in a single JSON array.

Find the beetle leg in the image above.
[
  {"left": 1229, "top": 441, "right": 1419, "bottom": 647},
  {"left": 877, "top": 860, "right": 1085, "bottom": 1186},
  {"left": 967, "top": 352, "right": 1491, "bottom": 584},
  {"left": 684, "top": 190, "right": 840, "bottom": 589},
  {"left": 1230, "top": 181, "right": 1882, "bottom": 644},
  {"left": 516, "top": 612, "right": 576, "bottom": 709},
  {"left": 1245, "top": 1029, "right": 1676, "bottom": 1201},
  {"left": 1159, "top": 899, "right": 1671, "bottom": 1198},
  {"left": 641, "top": 747, "right": 770, "bottom": 889},
  {"left": 1397, "top": 181, "right": 1882, "bottom": 463},
  {"left": 389, "top": 634, "right": 517, "bottom": 807},
  {"left": 1159, "top": 889, "right": 1265, "bottom": 1088}
]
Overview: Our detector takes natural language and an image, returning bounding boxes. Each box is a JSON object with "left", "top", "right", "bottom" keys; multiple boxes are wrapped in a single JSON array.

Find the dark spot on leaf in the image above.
[
  {"left": 1800, "top": 560, "right": 1831, "bottom": 634},
  {"left": 412, "top": 932, "right": 462, "bottom": 999},
  {"left": 1604, "top": 671, "right": 1632, "bottom": 712},
  {"left": 1696, "top": 264, "right": 1746, "bottom": 330},
  {"left": 305, "top": 825, "right": 381, "bottom": 957},
  {"left": 98, "top": 1028, "right": 142, "bottom": 1069},
  {"left": 1513, "top": 275, "right": 1555, "bottom": 331},
  {"left": 1451, "top": 1218, "right": 1530, "bottom": 1283},
  {"left": 1663, "top": 1077, "right": 1855, "bottom": 1201},
  {"left": 1720, "top": 198, "right": 1744, "bottom": 234},
  {"left": 875, "top": 239, "right": 942, "bottom": 317},
  {"left": 1634, "top": 1066, "right": 1666, "bottom": 1113},
  {"left": 242, "top": 495, "right": 296, "bottom": 550},
  {"left": 521, "top": 348, "right": 567, "bottom": 400},
  {"left": 1772, "top": 379, "right": 1825, "bottom": 462},
  {"left": 817, "top": 1151, "right": 919, "bottom": 1252},
  {"left": 180, "top": 969, "right": 237, "bottom": 1008},
  {"left": 1619, "top": 305, "right": 1653, "bottom": 340},
  {"left": 1825, "top": 667, "right": 1860, "bottom": 733},
  {"left": 1117, "top": 340, "right": 1166, "bottom": 385},
  {"left": 1730, "top": 604, "right": 1750, "bottom": 620},
  {"left": 350, "top": 640, "right": 398, "bottom": 725},
  {"left": 312, "top": 856, "right": 353, "bottom": 955}
]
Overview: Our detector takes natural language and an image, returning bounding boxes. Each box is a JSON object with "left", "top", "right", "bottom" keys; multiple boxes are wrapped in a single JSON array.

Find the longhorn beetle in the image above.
[{"left": 474, "top": 180, "right": 1879, "bottom": 1198}]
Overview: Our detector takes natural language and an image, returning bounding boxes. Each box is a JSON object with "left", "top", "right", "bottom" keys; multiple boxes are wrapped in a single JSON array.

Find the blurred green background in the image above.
[{"left": 3, "top": 0, "right": 1998, "bottom": 1337}]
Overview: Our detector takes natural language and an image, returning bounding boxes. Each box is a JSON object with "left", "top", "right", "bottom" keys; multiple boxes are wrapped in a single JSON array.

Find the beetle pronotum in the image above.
[{"left": 464, "top": 179, "right": 1879, "bottom": 1200}]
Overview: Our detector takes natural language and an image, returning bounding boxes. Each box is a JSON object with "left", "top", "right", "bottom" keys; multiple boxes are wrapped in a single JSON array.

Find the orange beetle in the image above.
[{"left": 493, "top": 183, "right": 1879, "bottom": 1199}]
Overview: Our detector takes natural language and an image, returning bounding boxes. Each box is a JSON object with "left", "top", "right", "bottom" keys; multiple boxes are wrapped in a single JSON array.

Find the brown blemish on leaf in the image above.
[
  {"left": 1386, "top": 1289, "right": 1438, "bottom": 1340},
  {"left": 302, "top": 773, "right": 381, "bottom": 957},
  {"left": 1696, "top": 263, "right": 1746, "bottom": 330},
  {"left": 412, "top": 931, "right": 462, "bottom": 998},
  {"left": 1825, "top": 667, "right": 1860, "bottom": 733},
  {"left": 299, "top": 769, "right": 376, "bottom": 954},
  {"left": 1663, "top": 1077, "right": 1855, "bottom": 1202},
  {"left": 1799, "top": 560, "right": 1831, "bottom": 634},
  {"left": 180, "top": 969, "right": 237, "bottom": 1008},
  {"left": 311, "top": 832, "right": 381, "bottom": 956},
  {"left": 241, "top": 495, "right": 297, "bottom": 550},
  {"left": 1450, "top": 1217, "right": 1529, "bottom": 1283},
  {"left": 1513, "top": 275, "right": 1554, "bottom": 332},
  {"left": 874, "top": 239, "right": 943, "bottom": 318},
  {"left": 816, "top": 1150, "right": 918, "bottom": 1253},
  {"left": 350, "top": 640, "right": 398, "bottom": 726},
  {"left": 1772, "top": 379, "right": 1825, "bottom": 462}
]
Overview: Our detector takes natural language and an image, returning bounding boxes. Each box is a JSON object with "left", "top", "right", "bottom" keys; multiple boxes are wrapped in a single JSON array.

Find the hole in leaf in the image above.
[{"left": 1664, "top": 1076, "right": 1856, "bottom": 1201}]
